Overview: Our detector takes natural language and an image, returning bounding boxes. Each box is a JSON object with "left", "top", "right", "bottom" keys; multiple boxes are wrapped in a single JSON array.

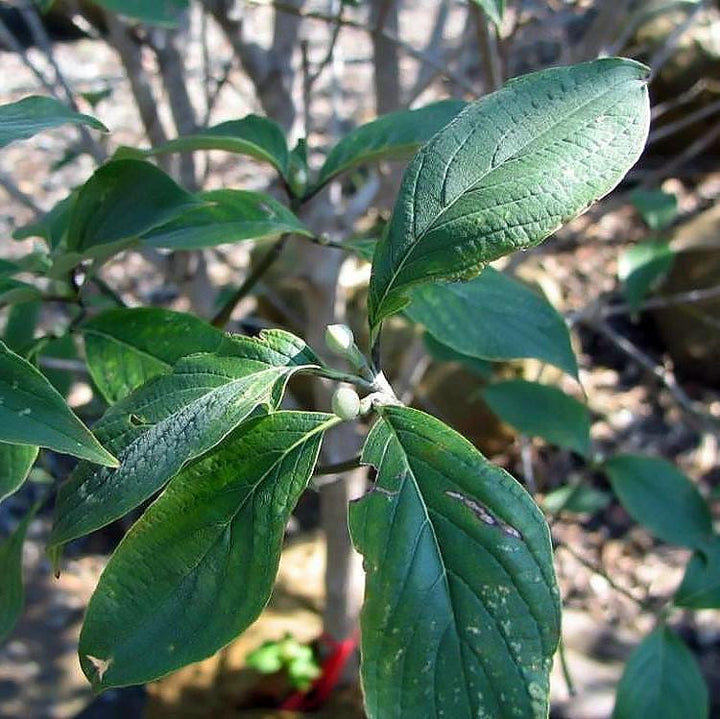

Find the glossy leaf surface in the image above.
[
  {"left": 82, "top": 308, "right": 227, "bottom": 403},
  {"left": 0, "top": 341, "right": 117, "bottom": 467},
  {"left": 369, "top": 58, "right": 651, "bottom": 334},
  {"left": 675, "top": 536, "right": 720, "bottom": 609},
  {"left": 0, "top": 443, "right": 38, "bottom": 504},
  {"left": 89, "top": 0, "right": 187, "bottom": 26},
  {"left": 50, "top": 330, "right": 321, "bottom": 547},
  {"left": 350, "top": 406, "right": 560, "bottom": 718},
  {"left": 315, "top": 100, "right": 466, "bottom": 189},
  {"left": 126, "top": 115, "right": 289, "bottom": 177},
  {"left": 482, "top": 380, "right": 591, "bottom": 456},
  {"left": 407, "top": 268, "right": 577, "bottom": 377},
  {"left": 613, "top": 627, "right": 708, "bottom": 719},
  {"left": 603, "top": 454, "right": 712, "bottom": 549},
  {"left": 67, "top": 159, "right": 201, "bottom": 252},
  {"left": 79, "top": 411, "right": 333, "bottom": 689},
  {"left": 142, "top": 189, "right": 311, "bottom": 250},
  {"left": 0, "top": 96, "right": 106, "bottom": 150}
]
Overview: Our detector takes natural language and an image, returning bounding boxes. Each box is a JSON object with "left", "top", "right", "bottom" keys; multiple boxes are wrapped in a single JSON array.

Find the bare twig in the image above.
[
  {"left": 38, "top": 357, "right": 89, "bottom": 375},
  {"left": 314, "top": 455, "right": 363, "bottom": 476},
  {"left": 0, "top": 169, "right": 43, "bottom": 215},
  {"left": 648, "top": 98, "right": 720, "bottom": 146},
  {"left": 211, "top": 235, "right": 289, "bottom": 327},
  {"left": 470, "top": 2, "right": 502, "bottom": 92},
  {"left": 0, "top": 15, "right": 56, "bottom": 95}
]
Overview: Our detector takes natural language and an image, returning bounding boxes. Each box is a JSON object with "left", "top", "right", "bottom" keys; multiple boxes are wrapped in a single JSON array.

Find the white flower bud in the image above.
[
  {"left": 325, "top": 324, "right": 355, "bottom": 355},
  {"left": 331, "top": 386, "right": 361, "bottom": 420}
]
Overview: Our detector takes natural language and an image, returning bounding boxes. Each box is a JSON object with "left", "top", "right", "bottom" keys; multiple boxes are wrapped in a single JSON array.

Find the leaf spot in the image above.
[
  {"left": 444, "top": 490, "right": 523, "bottom": 540},
  {"left": 85, "top": 654, "right": 112, "bottom": 681}
]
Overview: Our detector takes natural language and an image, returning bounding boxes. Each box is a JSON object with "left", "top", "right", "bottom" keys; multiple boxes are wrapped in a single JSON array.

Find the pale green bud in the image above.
[
  {"left": 331, "top": 386, "right": 361, "bottom": 420},
  {"left": 325, "top": 323, "right": 355, "bottom": 355}
]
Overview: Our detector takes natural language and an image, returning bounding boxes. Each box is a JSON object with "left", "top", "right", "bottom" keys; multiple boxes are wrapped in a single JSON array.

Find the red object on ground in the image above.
[{"left": 280, "top": 630, "right": 359, "bottom": 711}]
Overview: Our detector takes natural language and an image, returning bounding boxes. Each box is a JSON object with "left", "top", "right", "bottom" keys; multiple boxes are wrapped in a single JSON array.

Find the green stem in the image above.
[{"left": 314, "top": 455, "right": 362, "bottom": 475}]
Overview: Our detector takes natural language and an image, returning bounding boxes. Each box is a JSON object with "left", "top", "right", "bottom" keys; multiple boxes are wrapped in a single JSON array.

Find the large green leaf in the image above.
[
  {"left": 82, "top": 308, "right": 227, "bottom": 403},
  {"left": 79, "top": 411, "right": 334, "bottom": 689},
  {"left": 314, "top": 100, "right": 466, "bottom": 190},
  {"left": 0, "top": 341, "right": 117, "bottom": 467},
  {"left": 675, "top": 536, "right": 720, "bottom": 609},
  {"left": 482, "top": 380, "right": 591, "bottom": 456},
  {"left": 122, "top": 115, "right": 289, "bottom": 177},
  {"left": 141, "top": 189, "right": 311, "bottom": 250},
  {"left": 368, "top": 58, "right": 651, "bottom": 335},
  {"left": 618, "top": 240, "right": 675, "bottom": 312},
  {"left": 471, "top": 0, "right": 505, "bottom": 28},
  {"left": 67, "top": 159, "right": 202, "bottom": 252},
  {"left": 13, "top": 192, "right": 76, "bottom": 249},
  {"left": 88, "top": 0, "right": 188, "bottom": 26},
  {"left": 49, "top": 330, "right": 322, "bottom": 547},
  {"left": 613, "top": 627, "right": 708, "bottom": 719},
  {"left": 0, "top": 278, "right": 41, "bottom": 306},
  {"left": 603, "top": 455, "right": 712, "bottom": 549},
  {"left": 350, "top": 406, "right": 560, "bottom": 719},
  {"left": 0, "top": 507, "right": 35, "bottom": 642},
  {"left": 3, "top": 301, "right": 41, "bottom": 354},
  {"left": 406, "top": 267, "right": 578, "bottom": 377},
  {"left": 0, "top": 96, "right": 106, "bottom": 150},
  {"left": 629, "top": 188, "right": 678, "bottom": 231},
  {"left": 0, "top": 443, "right": 38, "bottom": 504}
]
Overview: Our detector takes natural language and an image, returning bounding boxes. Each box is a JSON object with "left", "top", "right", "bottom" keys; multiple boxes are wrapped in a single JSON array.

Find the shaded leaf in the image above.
[
  {"left": 79, "top": 411, "right": 333, "bottom": 689},
  {"left": 543, "top": 485, "right": 610, "bottom": 515},
  {"left": 423, "top": 332, "right": 493, "bottom": 378},
  {"left": 67, "top": 159, "right": 202, "bottom": 252},
  {"left": 0, "top": 443, "right": 38, "bottom": 504},
  {"left": 3, "top": 301, "right": 41, "bottom": 354},
  {"left": 0, "top": 506, "right": 35, "bottom": 642},
  {"left": 613, "top": 626, "right": 708, "bottom": 719},
  {"left": 82, "top": 308, "right": 227, "bottom": 403},
  {"left": 13, "top": 192, "right": 75, "bottom": 249},
  {"left": 0, "top": 96, "right": 106, "bottom": 150},
  {"left": 368, "top": 58, "right": 650, "bottom": 335},
  {"left": 0, "top": 341, "right": 117, "bottom": 467},
  {"left": 675, "top": 536, "right": 720, "bottom": 609},
  {"left": 122, "top": 115, "right": 289, "bottom": 177},
  {"left": 406, "top": 267, "right": 577, "bottom": 377},
  {"left": 618, "top": 240, "right": 675, "bottom": 311},
  {"left": 89, "top": 0, "right": 188, "bottom": 26},
  {"left": 315, "top": 100, "right": 466, "bottom": 189},
  {"left": 0, "top": 278, "right": 41, "bottom": 305},
  {"left": 482, "top": 380, "right": 591, "bottom": 456},
  {"left": 603, "top": 454, "right": 712, "bottom": 548},
  {"left": 350, "top": 406, "right": 560, "bottom": 719},
  {"left": 630, "top": 188, "right": 678, "bottom": 230},
  {"left": 142, "top": 189, "right": 311, "bottom": 250},
  {"left": 50, "top": 330, "right": 322, "bottom": 547}
]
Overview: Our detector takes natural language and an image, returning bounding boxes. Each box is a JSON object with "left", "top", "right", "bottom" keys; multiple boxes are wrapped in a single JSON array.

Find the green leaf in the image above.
[
  {"left": 314, "top": 100, "right": 466, "bottom": 190},
  {"left": 542, "top": 484, "right": 610, "bottom": 515},
  {"left": 613, "top": 626, "right": 708, "bottom": 719},
  {"left": 481, "top": 380, "right": 591, "bottom": 456},
  {"left": 0, "top": 278, "right": 42, "bottom": 306},
  {"left": 141, "top": 189, "right": 312, "bottom": 250},
  {"left": 0, "top": 443, "right": 38, "bottom": 504},
  {"left": 121, "top": 115, "right": 290, "bottom": 177},
  {"left": 0, "top": 341, "right": 118, "bottom": 467},
  {"left": 406, "top": 268, "right": 578, "bottom": 377},
  {"left": 82, "top": 308, "right": 227, "bottom": 403},
  {"left": 423, "top": 333, "right": 493, "bottom": 378},
  {"left": 0, "top": 506, "right": 35, "bottom": 642},
  {"left": 67, "top": 159, "right": 202, "bottom": 252},
  {"left": 3, "top": 301, "right": 41, "bottom": 354},
  {"left": 0, "top": 96, "right": 106, "bottom": 150},
  {"left": 49, "top": 330, "right": 322, "bottom": 547},
  {"left": 88, "top": 0, "right": 188, "bottom": 26},
  {"left": 630, "top": 188, "right": 678, "bottom": 230},
  {"left": 603, "top": 455, "right": 712, "bottom": 548},
  {"left": 618, "top": 240, "right": 675, "bottom": 312},
  {"left": 78, "top": 411, "right": 333, "bottom": 689},
  {"left": 350, "top": 406, "right": 560, "bottom": 719},
  {"left": 471, "top": 0, "right": 505, "bottom": 27},
  {"left": 675, "top": 536, "right": 720, "bottom": 609},
  {"left": 368, "top": 58, "right": 651, "bottom": 335},
  {"left": 13, "top": 192, "right": 75, "bottom": 249}
]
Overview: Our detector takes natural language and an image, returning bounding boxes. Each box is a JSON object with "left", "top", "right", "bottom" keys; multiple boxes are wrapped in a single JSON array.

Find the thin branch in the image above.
[
  {"left": 0, "top": 169, "right": 43, "bottom": 215},
  {"left": 247, "top": 0, "right": 478, "bottom": 94},
  {"left": 211, "top": 235, "right": 289, "bottom": 327},
  {"left": 470, "top": 2, "right": 501, "bottom": 92},
  {"left": 600, "top": 285, "right": 720, "bottom": 318},
  {"left": 0, "top": 16, "right": 57, "bottom": 95},
  {"left": 38, "top": 357, "right": 89, "bottom": 375},
  {"left": 306, "top": 1, "right": 344, "bottom": 90},
  {"left": 557, "top": 639, "right": 577, "bottom": 698},
  {"left": 648, "top": 98, "right": 720, "bottom": 147},
  {"left": 314, "top": 455, "right": 362, "bottom": 475}
]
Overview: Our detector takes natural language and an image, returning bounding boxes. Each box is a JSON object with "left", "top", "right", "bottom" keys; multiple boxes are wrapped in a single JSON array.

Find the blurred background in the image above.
[{"left": 1, "top": 1, "right": 719, "bottom": 717}]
